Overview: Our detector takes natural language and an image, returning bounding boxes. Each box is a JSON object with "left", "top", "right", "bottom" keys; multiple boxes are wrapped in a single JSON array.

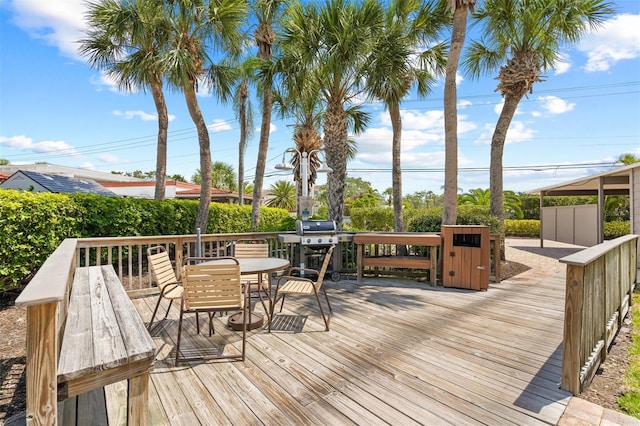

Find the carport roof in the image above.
[{"left": 528, "top": 163, "right": 636, "bottom": 196}]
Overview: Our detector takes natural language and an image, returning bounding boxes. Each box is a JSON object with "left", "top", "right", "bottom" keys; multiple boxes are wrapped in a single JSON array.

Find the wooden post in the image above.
[
  {"left": 561, "top": 264, "right": 584, "bottom": 395},
  {"left": 25, "top": 303, "right": 58, "bottom": 425}
]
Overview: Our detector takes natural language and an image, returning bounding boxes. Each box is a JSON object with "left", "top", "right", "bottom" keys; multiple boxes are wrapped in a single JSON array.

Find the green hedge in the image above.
[
  {"left": 407, "top": 206, "right": 502, "bottom": 234},
  {"left": 0, "top": 190, "right": 291, "bottom": 290},
  {"left": 0, "top": 190, "right": 83, "bottom": 290},
  {"left": 505, "top": 219, "right": 539, "bottom": 237}
]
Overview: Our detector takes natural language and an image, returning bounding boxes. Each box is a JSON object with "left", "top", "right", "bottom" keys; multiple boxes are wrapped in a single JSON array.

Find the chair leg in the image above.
[
  {"left": 241, "top": 300, "right": 248, "bottom": 361},
  {"left": 175, "top": 303, "right": 185, "bottom": 366},
  {"left": 314, "top": 290, "right": 331, "bottom": 331},
  {"left": 147, "top": 296, "right": 164, "bottom": 331}
]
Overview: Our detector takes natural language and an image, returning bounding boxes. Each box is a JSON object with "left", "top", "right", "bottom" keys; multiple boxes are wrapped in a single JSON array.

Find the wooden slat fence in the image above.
[{"left": 559, "top": 234, "right": 638, "bottom": 394}]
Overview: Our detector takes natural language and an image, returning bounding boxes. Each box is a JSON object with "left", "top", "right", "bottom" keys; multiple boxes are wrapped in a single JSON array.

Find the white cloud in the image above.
[
  {"left": 552, "top": 54, "right": 572, "bottom": 75},
  {"left": 537, "top": 96, "right": 575, "bottom": 115},
  {"left": 79, "top": 162, "right": 95, "bottom": 170},
  {"left": 97, "top": 153, "right": 121, "bottom": 163},
  {"left": 577, "top": 14, "right": 640, "bottom": 72},
  {"left": 0, "top": 135, "right": 80, "bottom": 156},
  {"left": 7, "top": 0, "right": 88, "bottom": 60},
  {"left": 90, "top": 72, "right": 129, "bottom": 93},
  {"left": 113, "top": 110, "right": 154, "bottom": 121},
  {"left": 474, "top": 120, "right": 536, "bottom": 145},
  {"left": 208, "top": 119, "right": 232, "bottom": 132}
]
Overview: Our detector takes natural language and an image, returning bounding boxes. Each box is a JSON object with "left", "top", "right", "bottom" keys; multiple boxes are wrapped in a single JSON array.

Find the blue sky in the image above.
[{"left": 1, "top": 0, "right": 639, "bottom": 196}]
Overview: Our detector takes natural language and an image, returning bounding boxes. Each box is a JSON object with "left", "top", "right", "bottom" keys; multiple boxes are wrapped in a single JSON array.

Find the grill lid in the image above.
[{"left": 296, "top": 220, "right": 337, "bottom": 235}]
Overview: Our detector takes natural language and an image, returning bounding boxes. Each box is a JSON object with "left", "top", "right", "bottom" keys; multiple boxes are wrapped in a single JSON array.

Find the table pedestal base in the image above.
[{"left": 228, "top": 312, "right": 264, "bottom": 331}]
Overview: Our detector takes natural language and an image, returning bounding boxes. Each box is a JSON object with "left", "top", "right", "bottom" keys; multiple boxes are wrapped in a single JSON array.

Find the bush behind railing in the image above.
[{"left": 0, "top": 190, "right": 292, "bottom": 291}]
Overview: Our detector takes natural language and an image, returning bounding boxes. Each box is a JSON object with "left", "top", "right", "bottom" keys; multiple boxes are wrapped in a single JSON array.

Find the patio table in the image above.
[{"left": 206, "top": 257, "right": 290, "bottom": 330}]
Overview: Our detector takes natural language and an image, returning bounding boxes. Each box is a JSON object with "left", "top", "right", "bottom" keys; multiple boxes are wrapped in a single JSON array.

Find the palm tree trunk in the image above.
[
  {"left": 490, "top": 93, "right": 521, "bottom": 260},
  {"left": 324, "top": 100, "right": 349, "bottom": 230},
  {"left": 390, "top": 103, "right": 404, "bottom": 233},
  {"left": 251, "top": 77, "right": 273, "bottom": 229},
  {"left": 238, "top": 83, "right": 248, "bottom": 206},
  {"left": 183, "top": 83, "right": 212, "bottom": 233},
  {"left": 489, "top": 93, "right": 520, "bottom": 226},
  {"left": 442, "top": 5, "right": 468, "bottom": 226},
  {"left": 151, "top": 79, "right": 168, "bottom": 200}
]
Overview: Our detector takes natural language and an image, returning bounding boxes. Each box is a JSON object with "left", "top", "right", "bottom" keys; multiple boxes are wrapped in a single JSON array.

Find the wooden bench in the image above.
[
  {"left": 16, "top": 239, "right": 155, "bottom": 424},
  {"left": 354, "top": 233, "right": 441, "bottom": 285}
]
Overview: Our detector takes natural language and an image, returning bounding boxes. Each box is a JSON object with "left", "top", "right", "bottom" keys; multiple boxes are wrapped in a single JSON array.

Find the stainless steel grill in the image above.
[
  {"left": 279, "top": 220, "right": 341, "bottom": 280},
  {"left": 296, "top": 220, "right": 337, "bottom": 246}
]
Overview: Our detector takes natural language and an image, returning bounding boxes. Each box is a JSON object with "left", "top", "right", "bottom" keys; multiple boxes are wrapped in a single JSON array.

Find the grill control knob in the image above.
[
  {"left": 305, "top": 238, "right": 311, "bottom": 244},
  {"left": 317, "top": 238, "right": 323, "bottom": 244}
]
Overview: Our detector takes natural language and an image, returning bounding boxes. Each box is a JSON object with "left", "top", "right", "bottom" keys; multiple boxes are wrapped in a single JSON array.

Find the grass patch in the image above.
[{"left": 617, "top": 291, "right": 640, "bottom": 418}]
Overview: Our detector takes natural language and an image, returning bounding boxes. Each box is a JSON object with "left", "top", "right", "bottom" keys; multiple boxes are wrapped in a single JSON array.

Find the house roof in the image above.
[
  {"left": 528, "top": 163, "right": 637, "bottom": 196},
  {"left": 2, "top": 170, "right": 118, "bottom": 196},
  {"left": 0, "top": 164, "right": 144, "bottom": 183}
]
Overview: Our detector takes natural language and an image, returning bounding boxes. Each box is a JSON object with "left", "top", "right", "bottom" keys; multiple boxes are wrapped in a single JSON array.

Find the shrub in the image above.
[
  {"left": 0, "top": 190, "right": 291, "bottom": 291},
  {"left": 0, "top": 190, "right": 83, "bottom": 290},
  {"left": 604, "top": 221, "right": 630, "bottom": 239},
  {"left": 505, "top": 219, "right": 540, "bottom": 237},
  {"left": 408, "top": 206, "right": 501, "bottom": 234}
]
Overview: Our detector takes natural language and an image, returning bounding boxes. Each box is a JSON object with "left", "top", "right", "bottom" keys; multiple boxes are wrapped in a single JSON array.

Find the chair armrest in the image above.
[
  {"left": 183, "top": 256, "right": 238, "bottom": 265},
  {"left": 287, "top": 267, "right": 320, "bottom": 275}
]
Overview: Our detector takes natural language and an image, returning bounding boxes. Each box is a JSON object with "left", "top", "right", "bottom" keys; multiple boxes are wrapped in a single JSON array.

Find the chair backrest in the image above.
[
  {"left": 182, "top": 258, "right": 242, "bottom": 311},
  {"left": 147, "top": 246, "right": 178, "bottom": 291},
  {"left": 314, "top": 245, "right": 335, "bottom": 285},
  {"left": 234, "top": 240, "right": 269, "bottom": 258}
]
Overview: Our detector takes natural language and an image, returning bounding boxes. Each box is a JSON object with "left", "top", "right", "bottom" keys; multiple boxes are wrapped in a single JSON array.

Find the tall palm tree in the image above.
[
  {"left": 80, "top": 0, "right": 170, "bottom": 200},
  {"left": 365, "top": 0, "right": 448, "bottom": 232},
  {"left": 250, "top": 0, "right": 286, "bottom": 229},
  {"left": 233, "top": 56, "right": 259, "bottom": 205},
  {"left": 164, "top": 0, "right": 247, "bottom": 232},
  {"left": 463, "top": 0, "right": 615, "bottom": 231},
  {"left": 442, "top": 0, "right": 476, "bottom": 226},
  {"left": 280, "top": 0, "right": 380, "bottom": 230}
]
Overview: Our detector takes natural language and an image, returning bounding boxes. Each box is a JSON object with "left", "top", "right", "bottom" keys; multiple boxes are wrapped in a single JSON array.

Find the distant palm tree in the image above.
[
  {"left": 266, "top": 180, "right": 296, "bottom": 211},
  {"left": 80, "top": 0, "right": 170, "bottom": 200},
  {"left": 233, "top": 56, "right": 259, "bottom": 205},
  {"left": 458, "top": 188, "right": 523, "bottom": 219},
  {"left": 443, "top": 0, "right": 476, "bottom": 226},
  {"left": 618, "top": 153, "right": 640, "bottom": 165},
  {"left": 192, "top": 162, "right": 237, "bottom": 191},
  {"left": 365, "top": 0, "right": 448, "bottom": 232},
  {"left": 463, "top": 0, "right": 614, "bottom": 232}
]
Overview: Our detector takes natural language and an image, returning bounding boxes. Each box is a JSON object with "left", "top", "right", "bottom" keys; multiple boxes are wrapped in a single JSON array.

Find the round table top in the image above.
[
  {"left": 236, "top": 257, "right": 290, "bottom": 275},
  {"left": 207, "top": 257, "right": 290, "bottom": 275}
]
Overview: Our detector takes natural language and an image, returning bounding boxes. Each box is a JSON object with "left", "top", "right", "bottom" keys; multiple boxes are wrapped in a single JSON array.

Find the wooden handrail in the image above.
[{"left": 559, "top": 234, "right": 638, "bottom": 395}]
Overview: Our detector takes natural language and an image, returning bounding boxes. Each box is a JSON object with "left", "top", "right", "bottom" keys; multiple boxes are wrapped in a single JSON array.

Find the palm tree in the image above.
[
  {"left": 163, "top": 0, "right": 247, "bottom": 232},
  {"left": 618, "top": 153, "right": 640, "bottom": 165},
  {"left": 266, "top": 180, "right": 297, "bottom": 211},
  {"left": 463, "top": 0, "right": 614, "bottom": 232},
  {"left": 365, "top": 0, "right": 448, "bottom": 232},
  {"left": 250, "top": 0, "right": 285, "bottom": 229},
  {"left": 80, "top": 0, "right": 170, "bottom": 200},
  {"left": 192, "top": 162, "right": 237, "bottom": 190},
  {"left": 280, "top": 0, "right": 381, "bottom": 230},
  {"left": 233, "top": 56, "right": 259, "bottom": 205},
  {"left": 443, "top": 0, "right": 476, "bottom": 226}
]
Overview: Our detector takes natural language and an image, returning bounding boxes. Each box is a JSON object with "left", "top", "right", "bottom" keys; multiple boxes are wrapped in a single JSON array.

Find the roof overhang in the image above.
[{"left": 528, "top": 164, "right": 636, "bottom": 197}]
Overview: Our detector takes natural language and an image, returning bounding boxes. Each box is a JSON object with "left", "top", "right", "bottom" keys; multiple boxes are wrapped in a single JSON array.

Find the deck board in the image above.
[{"left": 124, "top": 270, "right": 572, "bottom": 425}]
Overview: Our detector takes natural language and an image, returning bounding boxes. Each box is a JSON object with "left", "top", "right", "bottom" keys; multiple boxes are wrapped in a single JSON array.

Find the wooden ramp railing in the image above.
[{"left": 560, "top": 234, "right": 639, "bottom": 395}]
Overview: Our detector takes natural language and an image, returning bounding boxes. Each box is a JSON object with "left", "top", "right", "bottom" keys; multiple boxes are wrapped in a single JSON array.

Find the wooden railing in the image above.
[{"left": 559, "top": 234, "right": 639, "bottom": 395}]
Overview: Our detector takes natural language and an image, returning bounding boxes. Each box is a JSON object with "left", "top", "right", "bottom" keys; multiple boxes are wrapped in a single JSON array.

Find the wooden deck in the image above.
[{"left": 120, "top": 270, "right": 572, "bottom": 425}]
